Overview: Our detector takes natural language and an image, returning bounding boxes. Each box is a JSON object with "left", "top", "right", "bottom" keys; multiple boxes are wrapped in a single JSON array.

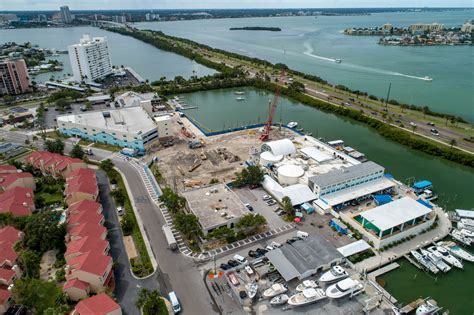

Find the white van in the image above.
[
  {"left": 233, "top": 254, "right": 248, "bottom": 265},
  {"left": 168, "top": 291, "right": 181, "bottom": 314},
  {"left": 296, "top": 231, "right": 309, "bottom": 239}
]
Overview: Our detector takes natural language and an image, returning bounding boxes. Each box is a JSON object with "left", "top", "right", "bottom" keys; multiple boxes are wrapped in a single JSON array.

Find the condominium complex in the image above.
[
  {"left": 60, "top": 6, "right": 73, "bottom": 24},
  {"left": 409, "top": 23, "right": 444, "bottom": 34},
  {"left": 68, "top": 35, "right": 113, "bottom": 83},
  {"left": 0, "top": 59, "right": 30, "bottom": 95}
]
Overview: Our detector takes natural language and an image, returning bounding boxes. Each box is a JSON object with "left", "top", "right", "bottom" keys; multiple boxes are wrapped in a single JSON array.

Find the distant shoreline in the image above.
[{"left": 229, "top": 27, "right": 281, "bottom": 32}]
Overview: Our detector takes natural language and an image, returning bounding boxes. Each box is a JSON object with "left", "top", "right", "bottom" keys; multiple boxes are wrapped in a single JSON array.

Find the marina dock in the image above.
[
  {"left": 367, "top": 262, "right": 400, "bottom": 280},
  {"left": 404, "top": 254, "right": 423, "bottom": 270}
]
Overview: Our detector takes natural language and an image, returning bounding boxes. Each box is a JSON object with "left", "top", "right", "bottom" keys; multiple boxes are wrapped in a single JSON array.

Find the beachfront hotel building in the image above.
[
  {"left": 68, "top": 35, "right": 113, "bottom": 83},
  {"left": 0, "top": 59, "right": 30, "bottom": 95}
]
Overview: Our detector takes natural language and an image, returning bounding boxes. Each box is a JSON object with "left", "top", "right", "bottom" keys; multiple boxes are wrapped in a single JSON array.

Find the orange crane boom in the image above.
[{"left": 260, "top": 70, "right": 285, "bottom": 141}]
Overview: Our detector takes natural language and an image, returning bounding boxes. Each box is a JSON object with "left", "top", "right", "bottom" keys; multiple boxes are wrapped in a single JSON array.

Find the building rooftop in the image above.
[
  {"left": 309, "top": 161, "right": 384, "bottom": 188},
  {"left": 0, "top": 186, "right": 34, "bottom": 216},
  {"left": 63, "top": 278, "right": 90, "bottom": 291},
  {"left": 68, "top": 200, "right": 102, "bottom": 215},
  {"left": 68, "top": 251, "right": 111, "bottom": 276},
  {"left": 263, "top": 176, "right": 317, "bottom": 206},
  {"left": 114, "top": 91, "right": 160, "bottom": 108},
  {"left": 358, "top": 197, "right": 433, "bottom": 232},
  {"left": 74, "top": 293, "right": 121, "bottom": 315},
  {"left": 57, "top": 107, "right": 157, "bottom": 136},
  {"left": 265, "top": 234, "right": 344, "bottom": 281},
  {"left": 183, "top": 183, "right": 249, "bottom": 231},
  {"left": 66, "top": 236, "right": 109, "bottom": 259}
]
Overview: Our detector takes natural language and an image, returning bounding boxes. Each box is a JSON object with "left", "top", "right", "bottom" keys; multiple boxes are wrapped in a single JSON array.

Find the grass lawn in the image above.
[{"left": 35, "top": 182, "right": 64, "bottom": 206}]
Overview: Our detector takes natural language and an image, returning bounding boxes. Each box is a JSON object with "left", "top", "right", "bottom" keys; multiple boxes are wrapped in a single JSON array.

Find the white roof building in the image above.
[
  {"left": 261, "top": 139, "right": 296, "bottom": 156},
  {"left": 263, "top": 175, "right": 317, "bottom": 206},
  {"left": 337, "top": 240, "right": 371, "bottom": 258}
]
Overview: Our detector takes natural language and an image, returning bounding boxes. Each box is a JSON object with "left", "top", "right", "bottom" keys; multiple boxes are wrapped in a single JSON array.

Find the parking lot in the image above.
[
  {"left": 233, "top": 187, "right": 288, "bottom": 231},
  {"left": 44, "top": 102, "right": 110, "bottom": 128},
  {"left": 201, "top": 231, "right": 369, "bottom": 315}
]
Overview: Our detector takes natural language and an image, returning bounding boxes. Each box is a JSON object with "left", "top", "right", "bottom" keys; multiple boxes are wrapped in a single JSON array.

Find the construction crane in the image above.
[{"left": 260, "top": 70, "right": 285, "bottom": 141}]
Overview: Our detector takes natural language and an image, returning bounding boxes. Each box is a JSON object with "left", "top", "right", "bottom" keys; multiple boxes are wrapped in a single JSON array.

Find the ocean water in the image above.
[{"left": 136, "top": 10, "right": 474, "bottom": 121}]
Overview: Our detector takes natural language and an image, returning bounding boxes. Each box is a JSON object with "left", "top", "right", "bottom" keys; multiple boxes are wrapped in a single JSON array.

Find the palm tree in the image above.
[
  {"left": 136, "top": 288, "right": 168, "bottom": 315},
  {"left": 449, "top": 139, "right": 457, "bottom": 149}
]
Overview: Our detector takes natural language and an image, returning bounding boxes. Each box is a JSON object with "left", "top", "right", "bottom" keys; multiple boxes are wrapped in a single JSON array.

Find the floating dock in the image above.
[
  {"left": 404, "top": 254, "right": 423, "bottom": 270},
  {"left": 367, "top": 262, "right": 400, "bottom": 280}
]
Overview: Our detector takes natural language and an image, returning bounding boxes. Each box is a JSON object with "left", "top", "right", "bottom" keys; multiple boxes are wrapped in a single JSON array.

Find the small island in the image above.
[{"left": 229, "top": 27, "right": 281, "bottom": 32}]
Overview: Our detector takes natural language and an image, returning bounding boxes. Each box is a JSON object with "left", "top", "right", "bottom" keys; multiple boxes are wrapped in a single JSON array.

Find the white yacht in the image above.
[
  {"left": 457, "top": 218, "right": 474, "bottom": 232},
  {"left": 296, "top": 280, "right": 318, "bottom": 292},
  {"left": 325, "top": 278, "right": 364, "bottom": 299},
  {"left": 235, "top": 96, "right": 245, "bottom": 101},
  {"left": 246, "top": 283, "right": 258, "bottom": 299},
  {"left": 234, "top": 91, "right": 245, "bottom": 95},
  {"left": 319, "top": 266, "right": 349, "bottom": 283},
  {"left": 460, "top": 228, "right": 474, "bottom": 238},
  {"left": 420, "top": 249, "right": 451, "bottom": 273},
  {"left": 428, "top": 246, "right": 463, "bottom": 269},
  {"left": 416, "top": 299, "right": 442, "bottom": 314},
  {"left": 334, "top": 59, "right": 342, "bottom": 63},
  {"left": 287, "top": 121, "right": 298, "bottom": 128},
  {"left": 270, "top": 294, "right": 289, "bottom": 306},
  {"left": 288, "top": 288, "right": 327, "bottom": 306},
  {"left": 438, "top": 241, "right": 474, "bottom": 262},
  {"left": 451, "top": 229, "right": 472, "bottom": 246},
  {"left": 263, "top": 283, "right": 287, "bottom": 298},
  {"left": 411, "top": 250, "right": 439, "bottom": 274},
  {"left": 423, "top": 76, "right": 433, "bottom": 82}
]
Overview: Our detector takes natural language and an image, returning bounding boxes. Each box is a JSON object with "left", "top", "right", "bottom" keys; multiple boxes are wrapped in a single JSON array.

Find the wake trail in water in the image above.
[{"left": 303, "top": 40, "right": 432, "bottom": 81}]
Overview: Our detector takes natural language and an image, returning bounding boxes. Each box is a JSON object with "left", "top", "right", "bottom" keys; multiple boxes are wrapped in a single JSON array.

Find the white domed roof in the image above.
[
  {"left": 261, "top": 139, "right": 296, "bottom": 156},
  {"left": 277, "top": 164, "right": 304, "bottom": 178},
  {"left": 260, "top": 151, "right": 283, "bottom": 162}
]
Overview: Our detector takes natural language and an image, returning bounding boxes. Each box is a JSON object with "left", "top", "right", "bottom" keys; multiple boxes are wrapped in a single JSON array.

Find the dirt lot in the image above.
[{"left": 153, "top": 115, "right": 296, "bottom": 191}]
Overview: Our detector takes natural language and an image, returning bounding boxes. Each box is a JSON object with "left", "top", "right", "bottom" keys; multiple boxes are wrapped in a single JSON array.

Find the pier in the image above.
[
  {"left": 367, "top": 262, "right": 400, "bottom": 280},
  {"left": 404, "top": 254, "right": 423, "bottom": 270}
]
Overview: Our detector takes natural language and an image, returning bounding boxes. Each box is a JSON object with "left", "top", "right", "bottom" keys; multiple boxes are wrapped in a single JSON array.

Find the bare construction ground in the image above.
[{"left": 153, "top": 114, "right": 297, "bottom": 191}]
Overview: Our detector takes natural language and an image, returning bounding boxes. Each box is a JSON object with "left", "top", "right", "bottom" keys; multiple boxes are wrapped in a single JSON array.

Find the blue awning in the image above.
[
  {"left": 373, "top": 194, "right": 392, "bottom": 205},
  {"left": 413, "top": 180, "right": 432, "bottom": 189},
  {"left": 417, "top": 199, "right": 433, "bottom": 209}
]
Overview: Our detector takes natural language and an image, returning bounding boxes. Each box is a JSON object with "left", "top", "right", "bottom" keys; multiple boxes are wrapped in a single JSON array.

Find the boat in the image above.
[
  {"left": 420, "top": 249, "right": 451, "bottom": 273},
  {"left": 287, "top": 121, "right": 298, "bottom": 128},
  {"left": 263, "top": 283, "right": 287, "bottom": 298},
  {"left": 460, "top": 228, "right": 474, "bottom": 238},
  {"left": 288, "top": 288, "right": 327, "bottom": 307},
  {"left": 235, "top": 96, "right": 245, "bottom": 101},
  {"left": 234, "top": 91, "right": 245, "bottom": 95},
  {"left": 270, "top": 294, "right": 289, "bottom": 306},
  {"left": 334, "top": 59, "right": 342, "bottom": 63},
  {"left": 319, "top": 266, "right": 349, "bottom": 283},
  {"left": 411, "top": 250, "right": 439, "bottom": 274},
  {"left": 296, "top": 280, "right": 318, "bottom": 292},
  {"left": 325, "top": 278, "right": 364, "bottom": 299},
  {"left": 421, "top": 189, "right": 438, "bottom": 201},
  {"left": 438, "top": 241, "right": 474, "bottom": 262},
  {"left": 246, "top": 283, "right": 258, "bottom": 299},
  {"left": 423, "top": 76, "right": 433, "bottom": 82},
  {"left": 450, "top": 229, "right": 472, "bottom": 246},
  {"left": 457, "top": 218, "right": 474, "bottom": 232},
  {"left": 416, "top": 298, "right": 442, "bottom": 315},
  {"left": 427, "top": 246, "right": 463, "bottom": 269},
  {"left": 228, "top": 272, "right": 240, "bottom": 286}
]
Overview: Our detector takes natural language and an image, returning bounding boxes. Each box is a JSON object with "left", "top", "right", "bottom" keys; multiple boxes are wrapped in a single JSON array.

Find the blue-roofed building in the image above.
[
  {"left": 412, "top": 180, "right": 432, "bottom": 193},
  {"left": 373, "top": 194, "right": 392, "bottom": 206}
]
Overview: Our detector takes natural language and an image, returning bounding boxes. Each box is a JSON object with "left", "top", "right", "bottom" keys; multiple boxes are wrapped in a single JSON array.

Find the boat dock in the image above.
[
  {"left": 398, "top": 298, "right": 426, "bottom": 314},
  {"left": 367, "top": 262, "right": 400, "bottom": 280},
  {"left": 404, "top": 254, "right": 423, "bottom": 270}
]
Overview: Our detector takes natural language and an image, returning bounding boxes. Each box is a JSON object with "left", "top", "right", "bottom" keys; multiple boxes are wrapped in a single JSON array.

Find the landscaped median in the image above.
[{"left": 98, "top": 159, "right": 154, "bottom": 278}]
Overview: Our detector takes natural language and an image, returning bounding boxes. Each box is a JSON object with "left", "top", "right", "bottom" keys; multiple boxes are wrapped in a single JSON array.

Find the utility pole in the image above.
[{"left": 385, "top": 82, "right": 392, "bottom": 108}]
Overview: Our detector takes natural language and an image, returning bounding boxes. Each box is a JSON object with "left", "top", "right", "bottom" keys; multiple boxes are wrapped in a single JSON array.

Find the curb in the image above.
[{"left": 114, "top": 166, "right": 158, "bottom": 279}]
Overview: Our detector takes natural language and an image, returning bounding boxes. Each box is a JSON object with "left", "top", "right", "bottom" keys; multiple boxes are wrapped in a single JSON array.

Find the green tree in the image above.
[
  {"left": 85, "top": 100, "right": 93, "bottom": 111},
  {"left": 234, "top": 165, "right": 264, "bottom": 187},
  {"left": 99, "top": 159, "right": 114, "bottom": 173},
  {"left": 12, "top": 278, "right": 67, "bottom": 314},
  {"left": 44, "top": 139, "right": 65, "bottom": 154},
  {"left": 236, "top": 213, "right": 266, "bottom": 233},
  {"left": 174, "top": 212, "right": 202, "bottom": 239},
  {"left": 22, "top": 210, "right": 66, "bottom": 254},
  {"left": 18, "top": 250, "right": 41, "bottom": 278},
  {"left": 70, "top": 143, "right": 84, "bottom": 159},
  {"left": 136, "top": 288, "right": 168, "bottom": 315},
  {"left": 43, "top": 305, "right": 70, "bottom": 315},
  {"left": 159, "top": 187, "right": 186, "bottom": 213},
  {"left": 2, "top": 94, "right": 14, "bottom": 106},
  {"left": 282, "top": 196, "right": 294, "bottom": 216},
  {"left": 55, "top": 98, "right": 69, "bottom": 112}
]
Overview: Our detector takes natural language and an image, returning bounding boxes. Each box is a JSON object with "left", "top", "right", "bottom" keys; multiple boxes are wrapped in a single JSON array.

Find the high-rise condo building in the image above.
[
  {"left": 68, "top": 34, "right": 113, "bottom": 83},
  {"left": 60, "top": 6, "right": 73, "bottom": 24},
  {"left": 0, "top": 59, "right": 31, "bottom": 95}
]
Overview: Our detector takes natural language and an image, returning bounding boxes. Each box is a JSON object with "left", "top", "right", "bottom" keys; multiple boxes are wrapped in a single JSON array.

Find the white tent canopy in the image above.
[
  {"left": 261, "top": 139, "right": 296, "bottom": 156},
  {"left": 262, "top": 175, "right": 317, "bottom": 206},
  {"left": 337, "top": 240, "right": 371, "bottom": 257}
]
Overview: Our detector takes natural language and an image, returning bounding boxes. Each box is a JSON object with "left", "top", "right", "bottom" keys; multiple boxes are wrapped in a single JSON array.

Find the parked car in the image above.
[
  {"left": 239, "top": 290, "right": 247, "bottom": 299},
  {"left": 228, "top": 272, "right": 240, "bottom": 286},
  {"left": 220, "top": 263, "right": 231, "bottom": 270},
  {"left": 116, "top": 206, "right": 124, "bottom": 216},
  {"left": 262, "top": 195, "right": 272, "bottom": 201},
  {"left": 227, "top": 260, "right": 239, "bottom": 267},
  {"left": 270, "top": 241, "right": 282, "bottom": 248},
  {"left": 409, "top": 122, "right": 417, "bottom": 127},
  {"left": 266, "top": 200, "right": 277, "bottom": 206},
  {"left": 265, "top": 245, "right": 274, "bottom": 251},
  {"left": 427, "top": 122, "right": 435, "bottom": 126},
  {"left": 244, "top": 203, "right": 254, "bottom": 211},
  {"left": 430, "top": 129, "right": 440, "bottom": 136},
  {"left": 277, "top": 210, "right": 285, "bottom": 216},
  {"left": 256, "top": 248, "right": 268, "bottom": 256},
  {"left": 233, "top": 254, "right": 248, "bottom": 265},
  {"left": 248, "top": 250, "right": 259, "bottom": 258}
]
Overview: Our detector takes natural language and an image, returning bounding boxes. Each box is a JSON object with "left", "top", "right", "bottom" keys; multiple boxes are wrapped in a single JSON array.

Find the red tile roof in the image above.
[
  {"left": 68, "top": 200, "right": 102, "bottom": 215},
  {"left": 0, "top": 268, "right": 15, "bottom": 283},
  {"left": 24, "top": 151, "right": 84, "bottom": 175},
  {"left": 0, "top": 226, "right": 22, "bottom": 264},
  {"left": 65, "top": 236, "right": 109, "bottom": 259},
  {"left": 0, "top": 165, "right": 17, "bottom": 174},
  {"left": 68, "top": 222, "right": 107, "bottom": 240},
  {"left": 68, "top": 251, "right": 112, "bottom": 277},
  {"left": 63, "top": 278, "right": 90, "bottom": 291},
  {"left": 65, "top": 174, "right": 98, "bottom": 196},
  {"left": 74, "top": 293, "right": 120, "bottom": 315},
  {"left": 65, "top": 168, "right": 96, "bottom": 181},
  {"left": 67, "top": 211, "right": 103, "bottom": 227},
  {"left": 0, "top": 288, "right": 11, "bottom": 305},
  {"left": 0, "top": 187, "right": 34, "bottom": 216},
  {"left": 0, "top": 226, "right": 22, "bottom": 244},
  {"left": 0, "top": 172, "right": 33, "bottom": 191}
]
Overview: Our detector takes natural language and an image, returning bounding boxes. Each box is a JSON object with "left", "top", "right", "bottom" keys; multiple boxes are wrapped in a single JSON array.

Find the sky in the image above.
[{"left": 0, "top": 0, "right": 472, "bottom": 11}]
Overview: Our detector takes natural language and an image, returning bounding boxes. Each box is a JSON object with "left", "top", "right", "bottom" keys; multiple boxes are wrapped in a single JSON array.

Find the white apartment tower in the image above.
[
  {"left": 60, "top": 6, "right": 72, "bottom": 24},
  {"left": 68, "top": 34, "right": 113, "bottom": 83}
]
